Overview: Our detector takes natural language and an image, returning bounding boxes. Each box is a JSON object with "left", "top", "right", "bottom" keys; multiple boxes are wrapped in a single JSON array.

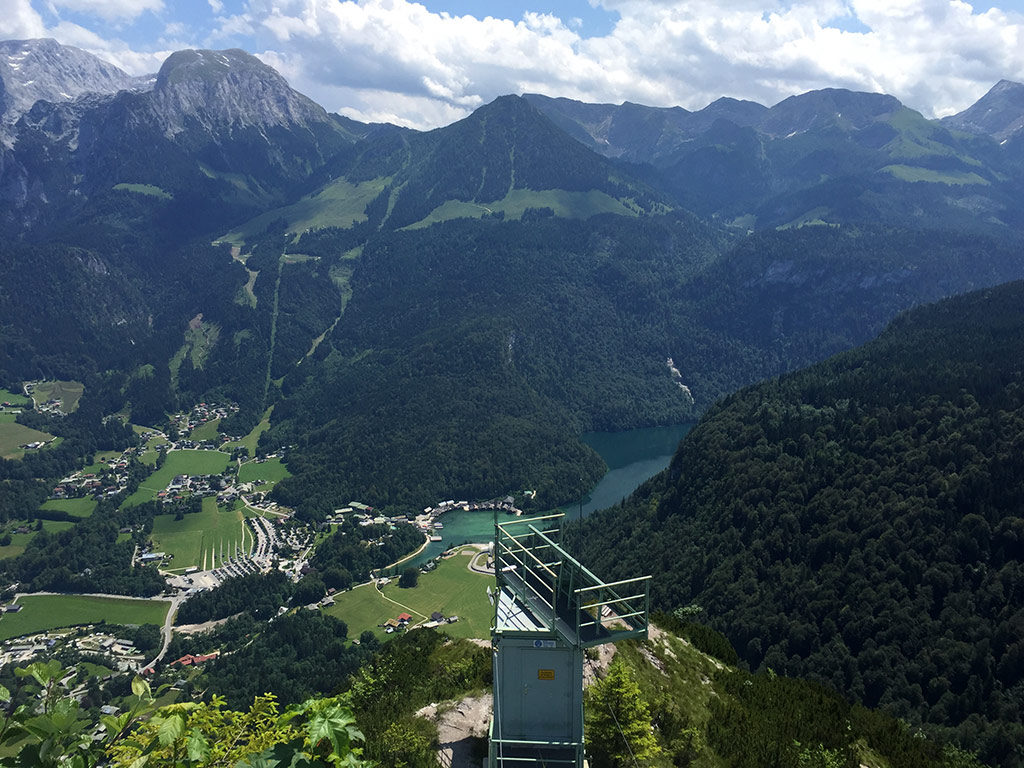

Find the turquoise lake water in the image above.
[{"left": 396, "top": 423, "right": 693, "bottom": 570}]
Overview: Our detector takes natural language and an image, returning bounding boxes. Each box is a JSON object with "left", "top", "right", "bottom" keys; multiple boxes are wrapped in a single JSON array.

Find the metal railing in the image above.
[{"left": 494, "top": 515, "right": 649, "bottom": 644}]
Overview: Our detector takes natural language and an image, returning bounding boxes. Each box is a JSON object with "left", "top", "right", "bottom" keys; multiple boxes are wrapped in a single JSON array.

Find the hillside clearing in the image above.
[
  {"left": 325, "top": 546, "right": 493, "bottom": 640},
  {"left": 151, "top": 497, "right": 250, "bottom": 572},
  {"left": 0, "top": 423, "right": 56, "bottom": 460},
  {"left": 0, "top": 594, "right": 171, "bottom": 641}
]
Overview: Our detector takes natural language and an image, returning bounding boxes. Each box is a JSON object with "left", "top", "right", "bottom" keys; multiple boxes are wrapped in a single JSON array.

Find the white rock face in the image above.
[
  {"left": 147, "top": 49, "right": 329, "bottom": 138},
  {"left": 666, "top": 357, "right": 695, "bottom": 404},
  {"left": 0, "top": 38, "right": 149, "bottom": 144}
]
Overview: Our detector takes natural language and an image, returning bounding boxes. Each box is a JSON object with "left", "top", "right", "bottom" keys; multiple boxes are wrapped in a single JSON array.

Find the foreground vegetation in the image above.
[
  {"left": 0, "top": 661, "right": 369, "bottom": 768},
  {"left": 589, "top": 614, "right": 984, "bottom": 768},
  {"left": 0, "top": 617, "right": 981, "bottom": 768}
]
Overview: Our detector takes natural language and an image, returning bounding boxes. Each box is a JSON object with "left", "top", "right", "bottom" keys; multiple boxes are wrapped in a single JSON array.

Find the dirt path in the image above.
[
  {"left": 386, "top": 535, "right": 429, "bottom": 570},
  {"left": 376, "top": 584, "right": 429, "bottom": 621},
  {"left": 417, "top": 694, "right": 492, "bottom": 768}
]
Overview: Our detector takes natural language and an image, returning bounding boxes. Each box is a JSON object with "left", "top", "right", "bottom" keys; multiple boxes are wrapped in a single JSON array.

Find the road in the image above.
[{"left": 143, "top": 594, "right": 183, "bottom": 671}]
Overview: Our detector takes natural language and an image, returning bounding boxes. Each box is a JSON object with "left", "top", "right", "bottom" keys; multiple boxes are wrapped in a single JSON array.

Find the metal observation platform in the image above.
[{"left": 489, "top": 513, "right": 650, "bottom": 768}]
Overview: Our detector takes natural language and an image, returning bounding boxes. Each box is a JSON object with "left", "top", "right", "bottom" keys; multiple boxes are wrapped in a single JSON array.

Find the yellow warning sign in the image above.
[{"left": 538, "top": 669, "right": 555, "bottom": 680}]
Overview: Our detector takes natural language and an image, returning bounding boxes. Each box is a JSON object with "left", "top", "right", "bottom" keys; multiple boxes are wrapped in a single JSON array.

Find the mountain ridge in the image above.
[
  {"left": 943, "top": 79, "right": 1024, "bottom": 140},
  {"left": 0, "top": 38, "right": 149, "bottom": 145}
]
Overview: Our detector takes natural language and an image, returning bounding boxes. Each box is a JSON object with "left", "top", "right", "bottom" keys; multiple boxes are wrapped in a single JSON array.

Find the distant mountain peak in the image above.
[
  {"left": 149, "top": 47, "right": 329, "bottom": 137},
  {"left": 943, "top": 79, "right": 1024, "bottom": 140},
  {"left": 155, "top": 48, "right": 271, "bottom": 88},
  {"left": 759, "top": 88, "right": 903, "bottom": 136},
  {"left": 0, "top": 37, "right": 145, "bottom": 143}
]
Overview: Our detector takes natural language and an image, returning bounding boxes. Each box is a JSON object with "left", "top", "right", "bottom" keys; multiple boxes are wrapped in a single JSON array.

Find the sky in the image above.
[{"left": 4, "top": 0, "right": 1024, "bottom": 129}]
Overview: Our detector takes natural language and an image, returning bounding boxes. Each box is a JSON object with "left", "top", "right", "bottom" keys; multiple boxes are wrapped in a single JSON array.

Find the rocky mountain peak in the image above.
[
  {"left": 0, "top": 38, "right": 145, "bottom": 143},
  {"left": 759, "top": 88, "right": 904, "bottom": 137},
  {"left": 149, "top": 48, "right": 329, "bottom": 136},
  {"left": 942, "top": 79, "right": 1024, "bottom": 141}
]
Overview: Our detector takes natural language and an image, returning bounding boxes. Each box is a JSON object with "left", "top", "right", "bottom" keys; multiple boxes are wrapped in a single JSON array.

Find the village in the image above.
[
  {"left": 0, "top": 390, "right": 532, "bottom": 674},
  {"left": 0, "top": 628, "right": 145, "bottom": 672}
]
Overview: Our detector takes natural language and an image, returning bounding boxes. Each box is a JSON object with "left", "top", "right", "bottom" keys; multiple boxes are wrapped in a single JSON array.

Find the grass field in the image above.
[
  {"left": 406, "top": 188, "right": 638, "bottom": 230},
  {"left": 135, "top": 430, "right": 170, "bottom": 465},
  {"left": 880, "top": 164, "right": 990, "bottom": 185},
  {"left": 219, "top": 176, "right": 391, "bottom": 245},
  {"left": 0, "top": 422, "right": 56, "bottom": 460},
  {"left": 325, "top": 546, "right": 493, "bottom": 640},
  {"left": 223, "top": 407, "right": 273, "bottom": 456},
  {"left": 238, "top": 457, "right": 290, "bottom": 487},
  {"left": 30, "top": 380, "right": 84, "bottom": 413},
  {"left": 0, "top": 530, "right": 35, "bottom": 560},
  {"left": 0, "top": 595, "right": 170, "bottom": 641},
  {"left": 121, "top": 450, "right": 231, "bottom": 507},
  {"left": 189, "top": 419, "right": 221, "bottom": 442},
  {"left": 0, "top": 388, "right": 30, "bottom": 406},
  {"left": 41, "top": 520, "right": 76, "bottom": 534},
  {"left": 41, "top": 498, "right": 97, "bottom": 518},
  {"left": 113, "top": 182, "right": 172, "bottom": 199},
  {"left": 80, "top": 450, "right": 124, "bottom": 474},
  {"left": 151, "top": 497, "right": 251, "bottom": 572}
]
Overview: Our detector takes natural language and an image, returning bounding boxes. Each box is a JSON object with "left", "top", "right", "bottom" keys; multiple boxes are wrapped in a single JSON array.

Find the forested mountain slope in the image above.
[
  {"left": 266, "top": 216, "right": 1024, "bottom": 517},
  {"left": 577, "top": 280, "right": 1024, "bottom": 766}
]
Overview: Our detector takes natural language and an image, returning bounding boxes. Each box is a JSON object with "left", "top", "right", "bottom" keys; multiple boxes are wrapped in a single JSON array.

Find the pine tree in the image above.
[{"left": 585, "top": 656, "right": 662, "bottom": 768}]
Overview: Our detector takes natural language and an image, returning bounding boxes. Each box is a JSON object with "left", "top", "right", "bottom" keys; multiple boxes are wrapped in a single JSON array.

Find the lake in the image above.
[{"left": 394, "top": 423, "right": 693, "bottom": 570}]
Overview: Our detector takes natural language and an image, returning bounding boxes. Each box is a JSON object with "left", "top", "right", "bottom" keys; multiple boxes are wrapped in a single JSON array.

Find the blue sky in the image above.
[{"left": 6, "top": 0, "right": 1024, "bottom": 128}]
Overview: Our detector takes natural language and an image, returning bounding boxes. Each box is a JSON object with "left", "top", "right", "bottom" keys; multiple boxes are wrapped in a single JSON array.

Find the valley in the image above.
[{"left": 1, "top": 36, "right": 1023, "bottom": 768}]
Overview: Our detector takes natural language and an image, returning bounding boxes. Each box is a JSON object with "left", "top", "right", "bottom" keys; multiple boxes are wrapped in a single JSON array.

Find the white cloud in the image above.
[
  {"left": 164, "top": 21, "right": 187, "bottom": 38},
  {"left": 50, "top": 0, "right": 164, "bottom": 23},
  {"left": 199, "top": 0, "right": 1024, "bottom": 129},
  {"left": 15, "top": 0, "right": 1024, "bottom": 129},
  {"left": 43, "top": 19, "right": 170, "bottom": 74},
  {"left": 0, "top": 0, "right": 48, "bottom": 40}
]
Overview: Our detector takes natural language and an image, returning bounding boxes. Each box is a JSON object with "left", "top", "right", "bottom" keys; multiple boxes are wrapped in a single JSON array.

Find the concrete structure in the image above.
[{"left": 489, "top": 513, "right": 650, "bottom": 768}]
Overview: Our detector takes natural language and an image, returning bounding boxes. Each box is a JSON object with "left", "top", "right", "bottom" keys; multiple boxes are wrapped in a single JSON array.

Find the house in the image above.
[
  {"left": 169, "top": 652, "right": 219, "bottom": 667},
  {"left": 431, "top": 611, "right": 444, "bottom": 622},
  {"left": 397, "top": 613, "right": 412, "bottom": 624}
]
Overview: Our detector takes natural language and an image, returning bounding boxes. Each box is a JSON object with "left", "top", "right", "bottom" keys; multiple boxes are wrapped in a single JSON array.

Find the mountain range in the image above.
[
  {"left": 3, "top": 38, "right": 1024, "bottom": 515},
  {"left": 3, "top": 36, "right": 1024, "bottom": 765}
]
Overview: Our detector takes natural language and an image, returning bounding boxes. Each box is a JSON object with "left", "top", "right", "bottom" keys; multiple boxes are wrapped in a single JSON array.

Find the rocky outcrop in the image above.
[
  {"left": 942, "top": 79, "right": 1024, "bottom": 141},
  {"left": 147, "top": 49, "right": 331, "bottom": 138},
  {"left": 0, "top": 38, "right": 148, "bottom": 145}
]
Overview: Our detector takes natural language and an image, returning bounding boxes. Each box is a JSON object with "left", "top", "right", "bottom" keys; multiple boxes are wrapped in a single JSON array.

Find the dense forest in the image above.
[
  {"left": 168, "top": 610, "right": 369, "bottom": 709},
  {"left": 309, "top": 520, "right": 424, "bottom": 580},
  {"left": 5, "top": 496, "right": 166, "bottom": 596},
  {"left": 578, "top": 280, "right": 1024, "bottom": 766},
  {"left": 174, "top": 570, "right": 294, "bottom": 624},
  {"left": 265, "top": 211, "right": 1024, "bottom": 515}
]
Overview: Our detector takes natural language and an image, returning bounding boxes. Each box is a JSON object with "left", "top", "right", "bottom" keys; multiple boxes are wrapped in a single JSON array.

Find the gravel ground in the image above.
[{"left": 418, "top": 693, "right": 492, "bottom": 768}]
